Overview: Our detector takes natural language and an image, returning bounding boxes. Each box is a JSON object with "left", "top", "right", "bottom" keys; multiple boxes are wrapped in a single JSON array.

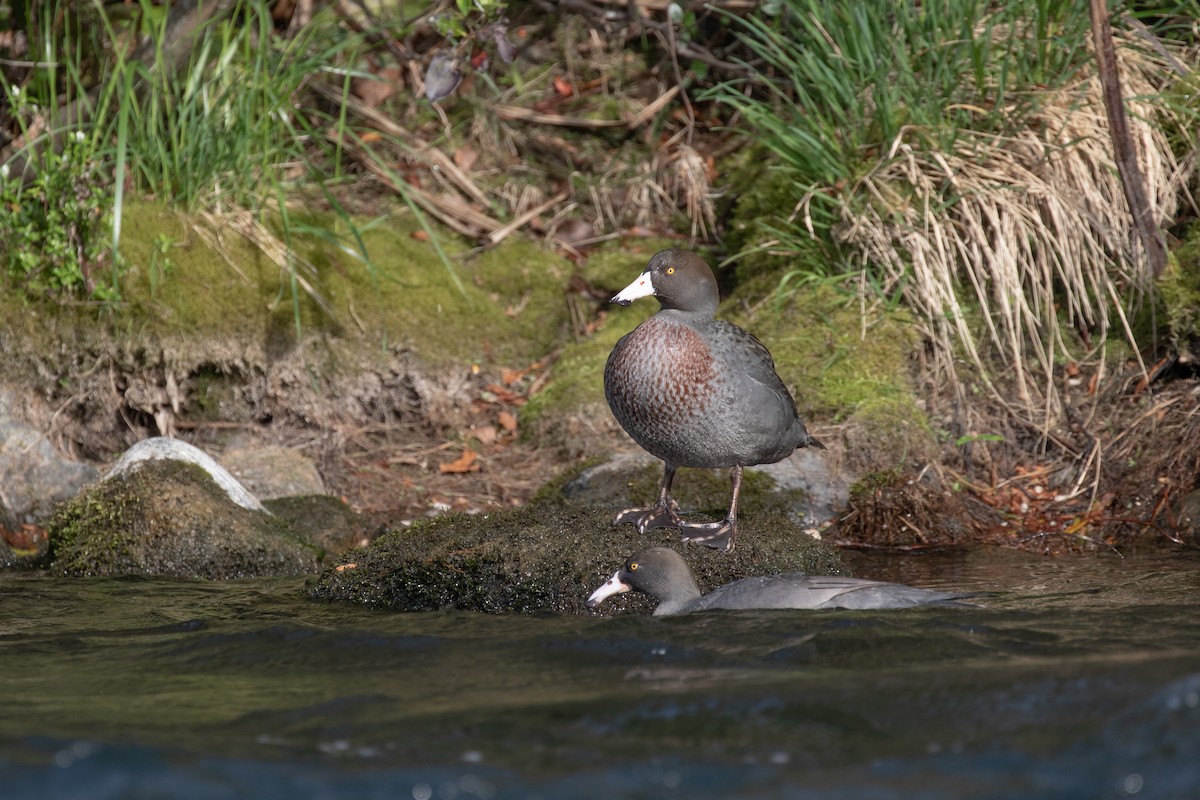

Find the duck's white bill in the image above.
[
  {"left": 611, "top": 271, "right": 655, "bottom": 306},
  {"left": 586, "top": 571, "right": 632, "bottom": 608}
]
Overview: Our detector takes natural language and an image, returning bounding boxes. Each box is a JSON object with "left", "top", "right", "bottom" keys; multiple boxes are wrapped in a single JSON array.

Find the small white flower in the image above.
[
  {"left": 0, "top": 164, "right": 8, "bottom": 179},
  {"left": 9, "top": 85, "right": 18, "bottom": 97},
  {"left": 74, "top": 130, "right": 86, "bottom": 142}
]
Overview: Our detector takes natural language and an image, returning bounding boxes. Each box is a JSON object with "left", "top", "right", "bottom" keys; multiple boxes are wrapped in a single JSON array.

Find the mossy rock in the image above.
[
  {"left": 552, "top": 455, "right": 819, "bottom": 522},
  {"left": 308, "top": 501, "right": 846, "bottom": 615},
  {"left": 48, "top": 460, "right": 320, "bottom": 578},
  {"left": 262, "top": 494, "right": 368, "bottom": 557}
]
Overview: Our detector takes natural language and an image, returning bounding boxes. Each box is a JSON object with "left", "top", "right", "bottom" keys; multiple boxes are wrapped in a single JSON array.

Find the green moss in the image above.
[
  {"left": 520, "top": 314, "right": 627, "bottom": 428},
  {"left": 1158, "top": 225, "right": 1200, "bottom": 357},
  {"left": 112, "top": 202, "right": 577, "bottom": 369},
  {"left": 835, "top": 394, "right": 937, "bottom": 475},
  {"left": 848, "top": 468, "right": 906, "bottom": 499},
  {"left": 262, "top": 494, "right": 366, "bottom": 556},
  {"left": 720, "top": 148, "right": 832, "bottom": 272},
  {"left": 0, "top": 201, "right": 590, "bottom": 417},
  {"left": 727, "top": 280, "right": 918, "bottom": 420},
  {"left": 49, "top": 479, "right": 142, "bottom": 575}
]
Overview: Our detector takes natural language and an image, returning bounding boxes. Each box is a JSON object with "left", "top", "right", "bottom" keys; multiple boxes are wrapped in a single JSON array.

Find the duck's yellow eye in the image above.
[
  {"left": 629, "top": 562, "right": 639, "bottom": 571},
  {"left": 666, "top": 267, "right": 675, "bottom": 275}
]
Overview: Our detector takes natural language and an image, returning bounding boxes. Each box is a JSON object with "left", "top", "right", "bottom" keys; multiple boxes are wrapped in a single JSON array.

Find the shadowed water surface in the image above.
[{"left": 2, "top": 548, "right": 1198, "bottom": 799}]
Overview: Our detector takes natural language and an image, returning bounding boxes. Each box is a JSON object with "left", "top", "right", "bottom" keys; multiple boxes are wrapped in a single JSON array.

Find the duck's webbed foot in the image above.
[
  {"left": 612, "top": 496, "right": 685, "bottom": 533},
  {"left": 679, "top": 518, "right": 737, "bottom": 554}
]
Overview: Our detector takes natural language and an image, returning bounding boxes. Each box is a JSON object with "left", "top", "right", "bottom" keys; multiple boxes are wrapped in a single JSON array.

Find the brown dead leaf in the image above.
[
  {"left": 485, "top": 384, "right": 524, "bottom": 405},
  {"left": 466, "top": 425, "right": 499, "bottom": 446},
  {"left": 1, "top": 523, "right": 47, "bottom": 551},
  {"left": 411, "top": 230, "right": 430, "bottom": 241},
  {"left": 352, "top": 69, "right": 401, "bottom": 108},
  {"left": 554, "top": 75, "right": 574, "bottom": 96},
  {"left": 335, "top": 563, "right": 358, "bottom": 572},
  {"left": 454, "top": 146, "right": 479, "bottom": 171},
  {"left": 498, "top": 410, "right": 518, "bottom": 433},
  {"left": 500, "top": 367, "right": 523, "bottom": 386},
  {"left": 439, "top": 449, "right": 481, "bottom": 474},
  {"left": 551, "top": 218, "right": 594, "bottom": 248}
]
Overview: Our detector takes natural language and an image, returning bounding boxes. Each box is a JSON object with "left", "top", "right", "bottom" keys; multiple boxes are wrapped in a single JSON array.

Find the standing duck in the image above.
[{"left": 604, "top": 249, "right": 824, "bottom": 553}]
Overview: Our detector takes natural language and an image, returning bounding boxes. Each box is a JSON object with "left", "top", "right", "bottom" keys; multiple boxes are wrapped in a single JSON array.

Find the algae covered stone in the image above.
[
  {"left": 49, "top": 458, "right": 319, "bottom": 578},
  {"left": 308, "top": 501, "right": 845, "bottom": 615}
]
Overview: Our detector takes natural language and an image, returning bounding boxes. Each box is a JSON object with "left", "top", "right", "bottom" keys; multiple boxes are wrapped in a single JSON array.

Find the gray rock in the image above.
[
  {"left": 0, "top": 391, "right": 100, "bottom": 524},
  {"left": 219, "top": 445, "right": 327, "bottom": 500},
  {"left": 106, "top": 437, "right": 266, "bottom": 512},
  {"left": 560, "top": 449, "right": 845, "bottom": 527},
  {"left": 559, "top": 452, "right": 657, "bottom": 504},
  {"left": 756, "top": 448, "right": 851, "bottom": 526}
]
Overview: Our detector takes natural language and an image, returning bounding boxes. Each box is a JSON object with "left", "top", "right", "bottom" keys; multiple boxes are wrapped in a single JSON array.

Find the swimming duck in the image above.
[{"left": 587, "top": 548, "right": 971, "bottom": 615}]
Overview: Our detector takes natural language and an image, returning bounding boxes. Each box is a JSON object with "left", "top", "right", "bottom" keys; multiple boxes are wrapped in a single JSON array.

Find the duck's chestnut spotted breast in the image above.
[{"left": 605, "top": 316, "right": 727, "bottom": 466}]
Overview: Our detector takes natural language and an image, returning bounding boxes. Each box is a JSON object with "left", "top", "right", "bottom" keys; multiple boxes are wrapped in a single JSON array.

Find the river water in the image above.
[{"left": 2, "top": 547, "right": 1198, "bottom": 799}]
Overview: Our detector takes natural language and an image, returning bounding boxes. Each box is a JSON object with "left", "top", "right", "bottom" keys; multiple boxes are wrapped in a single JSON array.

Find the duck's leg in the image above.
[
  {"left": 612, "top": 464, "right": 687, "bottom": 532},
  {"left": 678, "top": 465, "right": 741, "bottom": 554}
]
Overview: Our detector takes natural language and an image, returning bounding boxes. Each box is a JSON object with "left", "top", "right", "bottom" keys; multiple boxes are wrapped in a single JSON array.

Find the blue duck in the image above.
[
  {"left": 604, "top": 249, "right": 825, "bottom": 553},
  {"left": 586, "top": 548, "right": 972, "bottom": 615}
]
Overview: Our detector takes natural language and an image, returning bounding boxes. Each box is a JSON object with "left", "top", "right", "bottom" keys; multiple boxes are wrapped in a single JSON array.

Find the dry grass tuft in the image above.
[{"left": 823, "top": 32, "right": 1193, "bottom": 421}]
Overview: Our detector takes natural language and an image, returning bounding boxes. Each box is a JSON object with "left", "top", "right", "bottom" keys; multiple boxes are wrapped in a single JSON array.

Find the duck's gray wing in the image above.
[
  {"left": 690, "top": 574, "right": 971, "bottom": 612},
  {"left": 705, "top": 321, "right": 795, "bottom": 404},
  {"left": 812, "top": 579, "right": 972, "bottom": 610}
]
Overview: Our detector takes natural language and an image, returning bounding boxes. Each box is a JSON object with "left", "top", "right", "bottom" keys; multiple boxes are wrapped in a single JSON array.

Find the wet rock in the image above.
[
  {"left": 309, "top": 501, "right": 846, "bottom": 615},
  {"left": 556, "top": 452, "right": 835, "bottom": 526},
  {"left": 752, "top": 450, "right": 849, "bottom": 526},
  {"left": 49, "top": 455, "right": 319, "bottom": 578},
  {"left": 220, "top": 445, "right": 327, "bottom": 500},
  {"left": 556, "top": 452, "right": 657, "bottom": 506},
  {"left": 0, "top": 391, "right": 100, "bottom": 524}
]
